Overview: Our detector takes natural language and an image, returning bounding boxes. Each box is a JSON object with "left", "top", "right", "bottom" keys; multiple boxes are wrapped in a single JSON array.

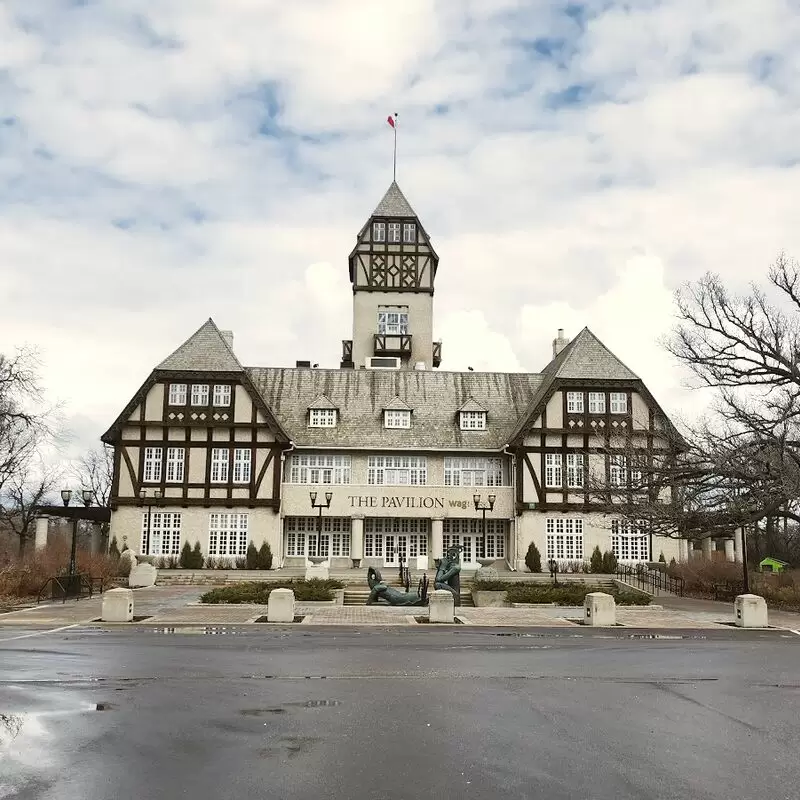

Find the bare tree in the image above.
[{"left": 71, "top": 444, "right": 114, "bottom": 508}]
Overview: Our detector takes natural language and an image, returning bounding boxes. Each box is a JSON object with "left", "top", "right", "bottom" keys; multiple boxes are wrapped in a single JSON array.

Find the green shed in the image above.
[{"left": 759, "top": 557, "right": 789, "bottom": 574}]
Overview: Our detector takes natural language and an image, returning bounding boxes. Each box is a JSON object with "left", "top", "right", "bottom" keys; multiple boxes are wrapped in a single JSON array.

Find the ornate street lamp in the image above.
[
  {"left": 60, "top": 488, "right": 93, "bottom": 578},
  {"left": 473, "top": 493, "right": 496, "bottom": 568},
  {"left": 138, "top": 488, "right": 162, "bottom": 556},
  {"left": 309, "top": 491, "right": 333, "bottom": 565}
]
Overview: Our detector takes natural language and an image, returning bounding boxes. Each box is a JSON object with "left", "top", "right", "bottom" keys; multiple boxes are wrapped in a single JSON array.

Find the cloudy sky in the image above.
[{"left": 2, "top": 0, "right": 799, "bottom": 458}]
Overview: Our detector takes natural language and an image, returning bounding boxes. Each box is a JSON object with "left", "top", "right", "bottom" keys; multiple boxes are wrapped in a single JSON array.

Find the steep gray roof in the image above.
[
  {"left": 157, "top": 318, "right": 243, "bottom": 372},
  {"left": 544, "top": 328, "right": 639, "bottom": 380},
  {"left": 248, "top": 368, "right": 544, "bottom": 449},
  {"left": 372, "top": 181, "right": 418, "bottom": 217}
]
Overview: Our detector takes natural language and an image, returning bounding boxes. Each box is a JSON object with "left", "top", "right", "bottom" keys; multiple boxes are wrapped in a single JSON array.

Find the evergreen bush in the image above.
[
  {"left": 525, "top": 542, "right": 542, "bottom": 573},
  {"left": 190, "top": 541, "right": 204, "bottom": 569},
  {"left": 179, "top": 541, "right": 193, "bottom": 569},
  {"left": 590, "top": 546, "right": 604, "bottom": 573},
  {"left": 257, "top": 542, "right": 273, "bottom": 570},
  {"left": 246, "top": 541, "right": 259, "bottom": 570},
  {"left": 601, "top": 550, "right": 618, "bottom": 573},
  {"left": 659, "top": 551, "right": 666, "bottom": 563}
]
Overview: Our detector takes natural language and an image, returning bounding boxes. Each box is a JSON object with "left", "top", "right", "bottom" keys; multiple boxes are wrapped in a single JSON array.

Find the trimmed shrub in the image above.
[
  {"left": 601, "top": 550, "right": 618, "bottom": 574},
  {"left": 525, "top": 542, "right": 542, "bottom": 573},
  {"left": 257, "top": 542, "right": 273, "bottom": 570},
  {"left": 590, "top": 546, "right": 604, "bottom": 573},
  {"left": 658, "top": 551, "right": 666, "bottom": 563},
  {"left": 506, "top": 583, "right": 650, "bottom": 606},
  {"left": 179, "top": 541, "right": 193, "bottom": 569},
  {"left": 200, "top": 578, "right": 345, "bottom": 604},
  {"left": 190, "top": 541, "right": 204, "bottom": 569},
  {"left": 108, "top": 537, "right": 120, "bottom": 559},
  {"left": 246, "top": 542, "right": 259, "bottom": 570}
]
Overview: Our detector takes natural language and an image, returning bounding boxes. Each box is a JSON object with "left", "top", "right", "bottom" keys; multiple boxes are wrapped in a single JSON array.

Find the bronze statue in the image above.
[
  {"left": 434, "top": 545, "right": 462, "bottom": 606},
  {"left": 366, "top": 567, "right": 426, "bottom": 606}
]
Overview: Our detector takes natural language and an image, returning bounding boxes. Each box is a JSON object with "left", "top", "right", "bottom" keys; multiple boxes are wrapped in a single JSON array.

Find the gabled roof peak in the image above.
[
  {"left": 372, "top": 181, "right": 418, "bottom": 218},
  {"left": 157, "top": 318, "right": 243, "bottom": 373},
  {"left": 544, "top": 327, "right": 639, "bottom": 381},
  {"left": 308, "top": 394, "right": 337, "bottom": 410}
]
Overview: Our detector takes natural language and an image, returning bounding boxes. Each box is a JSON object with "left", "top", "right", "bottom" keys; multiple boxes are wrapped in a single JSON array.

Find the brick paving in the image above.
[{"left": 299, "top": 606, "right": 420, "bottom": 625}]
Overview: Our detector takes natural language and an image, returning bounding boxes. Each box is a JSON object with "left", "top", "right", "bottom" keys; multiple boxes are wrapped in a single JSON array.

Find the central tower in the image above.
[{"left": 340, "top": 181, "right": 441, "bottom": 370}]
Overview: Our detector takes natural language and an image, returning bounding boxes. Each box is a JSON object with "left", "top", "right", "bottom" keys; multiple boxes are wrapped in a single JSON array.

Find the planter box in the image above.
[{"left": 472, "top": 590, "right": 509, "bottom": 608}]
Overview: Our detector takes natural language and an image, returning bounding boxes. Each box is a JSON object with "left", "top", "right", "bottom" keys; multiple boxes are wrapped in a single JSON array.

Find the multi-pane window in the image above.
[
  {"left": 364, "top": 518, "right": 428, "bottom": 560},
  {"left": 289, "top": 454, "right": 351, "bottom": 484},
  {"left": 630, "top": 455, "right": 645, "bottom": 488},
  {"left": 165, "top": 447, "right": 185, "bottom": 483},
  {"left": 459, "top": 411, "right": 487, "bottom": 430},
  {"left": 610, "top": 392, "right": 628, "bottom": 414},
  {"left": 545, "top": 518, "right": 584, "bottom": 561},
  {"left": 143, "top": 447, "right": 162, "bottom": 483},
  {"left": 207, "top": 513, "right": 249, "bottom": 557},
  {"left": 377, "top": 310, "right": 408, "bottom": 334},
  {"left": 388, "top": 222, "right": 401, "bottom": 242},
  {"left": 372, "top": 222, "right": 386, "bottom": 242},
  {"left": 368, "top": 455, "right": 427, "bottom": 485},
  {"left": 233, "top": 448, "right": 251, "bottom": 483},
  {"left": 141, "top": 511, "right": 181, "bottom": 556},
  {"left": 191, "top": 384, "right": 209, "bottom": 406},
  {"left": 444, "top": 457, "right": 505, "bottom": 487},
  {"left": 402, "top": 223, "right": 416, "bottom": 242},
  {"left": 309, "top": 408, "right": 337, "bottom": 427},
  {"left": 588, "top": 392, "right": 606, "bottom": 414},
  {"left": 443, "top": 519, "right": 506, "bottom": 560},
  {"left": 609, "top": 455, "right": 627, "bottom": 487},
  {"left": 384, "top": 410, "right": 411, "bottom": 429},
  {"left": 210, "top": 448, "right": 229, "bottom": 483},
  {"left": 566, "top": 454, "right": 584, "bottom": 489},
  {"left": 566, "top": 392, "right": 584, "bottom": 413},
  {"left": 212, "top": 385, "right": 231, "bottom": 407},
  {"left": 284, "top": 517, "right": 351, "bottom": 558},
  {"left": 611, "top": 519, "right": 649, "bottom": 562},
  {"left": 168, "top": 383, "right": 187, "bottom": 405},
  {"left": 545, "top": 453, "right": 563, "bottom": 488}
]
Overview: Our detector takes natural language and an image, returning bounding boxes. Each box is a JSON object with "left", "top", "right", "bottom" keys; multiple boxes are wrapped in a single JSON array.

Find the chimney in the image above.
[
  {"left": 220, "top": 330, "right": 234, "bottom": 350},
  {"left": 552, "top": 328, "right": 569, "bottom": 358}
]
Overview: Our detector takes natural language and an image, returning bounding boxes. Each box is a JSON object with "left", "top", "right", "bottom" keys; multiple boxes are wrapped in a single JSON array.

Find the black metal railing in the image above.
[
  {"left": 399, "top": 565, "right": 411, "bottom": 592},
  {"left": 37, "top": 574, "right": 102, "bottom": 604},
  {"left": 615, "top": 563, "right": 684, "bottom": 597}
]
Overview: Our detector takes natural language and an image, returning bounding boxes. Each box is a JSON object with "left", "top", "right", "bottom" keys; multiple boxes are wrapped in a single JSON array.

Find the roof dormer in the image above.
[
  {"left": 457, "top": 398, "right": 488, "bottom": 431},
  {"left": 307, "top": 395, "right": 338, "bottom": 427}
]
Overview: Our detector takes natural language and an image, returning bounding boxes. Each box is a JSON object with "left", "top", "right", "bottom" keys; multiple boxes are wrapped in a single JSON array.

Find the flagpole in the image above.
[{"left": 392, "top": 112, "right": 398, "bottom": 181}]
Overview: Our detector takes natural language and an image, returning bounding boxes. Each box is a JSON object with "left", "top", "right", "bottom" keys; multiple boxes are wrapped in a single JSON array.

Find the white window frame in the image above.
[
  {"left": 384, "top": 409, "right": 411, "bottom": 429},
  {"left": 191, "top": 384, "right": 209, "bottom": 406},
  {"left": 141, "top": 511, "right": 181, "bottom": 556},
  {"left": 165, "top": 447, "right": 184, "bottom": 483},
  {"left": 377, "top": 310, "right": 409, "bottom": 335},
  {"left": 566, "top": 453, "right": 584, "bottom": 489},
  {"left": 233, "top": 448, "right": 251, "bottom": 484},
  {"left": 372, "top": 221, "right": 386, "bottom": 242},
  {"left": 609, "top": 455, "right": 627, "bottom": 487},
  {"left": 168, "top": 384, "right": 187, "bottom": 406},
  {"left": 545, "top": 453, "right": 563, "bottom": 488},
  {"left": 208, "top": 512, "right": 249, "bottom": 558},
  {"left": 588, "top": 392, "right": 606, "bottom": 414},
  {"left": 566, "top": 391, "right": 584, "bottom": 413},
  {"left": 284, "top": 517, "right": 351, "bottom": 558},
  {"left": 443, "top": 519, "right": 506, "bottom": 560},
  {"left": 309, "top": 408, "right": 337, "bottom": 427},
  {"left": 611, "top": 519, "right": 649, "bottom": 562},
  {"left": 289, "top": 454, "right": 351, "bottom": 485},
  {"left": 210, "top": 448, "right": 229, "bottom": 483},
  {"left": 402, "top": 222, "right": 416, "bottom": 243},
  {"left": 368, "top": 455, "right": 427, "bottom": 486},
  {"left": 545, "top": 518, "right": 584, "bottom": 562},
  {"left": 459, "top": 411, "right": 486, "bottom": 430},
  {"left": 143, "top": 447, "right": 162, "bottom": 483},
  {"left": 388, "top": 222, "right": 401, "bottom": 242},
  {"left": 212, "top": 385, "right": 231, "bottom": 407},
  {"left": 444, "top": 457, "right": 505, "bottom": 487},
  {"left": 610, "top": 392, "right": 628, "bottom": 414}
]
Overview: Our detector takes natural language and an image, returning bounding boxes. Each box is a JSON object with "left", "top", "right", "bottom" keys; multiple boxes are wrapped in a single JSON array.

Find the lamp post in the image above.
[
  {"left": 61, "top": 488, "right": 93, "bottom": 578},
  {"left": 309, "top": 491, "right": 332, "bottom": 564},
  {"left": 473, "top": 493, "right": 496, "bottom": 568},
  {"left": 138, "top": 488, "right": 162, "bottom": 556}
]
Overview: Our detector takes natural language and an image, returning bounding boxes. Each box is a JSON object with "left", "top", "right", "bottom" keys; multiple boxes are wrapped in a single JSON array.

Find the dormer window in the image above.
[
  {"left": 168, "top": 383, "right": 187, "bottom": 405},
  {"left": 191, "top": 384, "right": 209, "bottom": 406},
  {"left": 384, "top": 410, "right": 411, "bottom": 429},
  {"left": 309, "top": 409, "right": 337, "bottom": 427},
  {"left": 388, "top": 222, "right": 401, "bottom": 242},
  {"left": 403, "top": 223, "right": 416, "bottom": 242},
  {"left": 372, "top": 222, "right": 386, "bottom": 242},
  {"left": 460, "top": 411, "right": 487, "bottom": 430}
]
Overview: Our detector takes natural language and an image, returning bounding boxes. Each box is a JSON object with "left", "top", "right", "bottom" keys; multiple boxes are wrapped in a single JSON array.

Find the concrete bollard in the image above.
[
  {"left": 305, "top": 563, "right": 330, "bottom": 581},
  {"left": 128, "top": 563, "right": 157, "bottom": 588},
  {"left": 268, "top": 588, "right": 295, "bottom": 623},
  {"left": 584, "top": 592, "right": 616, "bottom": 626},
  {"left": 429, "top": 589, "right": 455, "bottom": 623},
  {"left": 734, "top": 594, "right": 768, "bottom": 628},
  {"left": 102, "top": 588, "right": 134, "bottom": 622}
]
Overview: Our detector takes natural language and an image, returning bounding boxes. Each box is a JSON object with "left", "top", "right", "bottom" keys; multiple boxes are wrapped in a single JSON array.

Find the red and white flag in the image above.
[{"left": 387, "top": 114, "right": 396, "bottom": 128}]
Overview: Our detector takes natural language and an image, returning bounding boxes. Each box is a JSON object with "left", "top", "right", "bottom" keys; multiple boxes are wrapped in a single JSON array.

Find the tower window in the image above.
[
  {"left": 403, "top": 223, "right": 416, "bottom": 243},
  {"left": 372, "top": 222, "right": 386, "bottom": 242},
  {"left": 388, "top": 222, "right": 401, "bottom": 242},
  {"left": 377, "top": 310, "right": 408, "bottom": 335}
]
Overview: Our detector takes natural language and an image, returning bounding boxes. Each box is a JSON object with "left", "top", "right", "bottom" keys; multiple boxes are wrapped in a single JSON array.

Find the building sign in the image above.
[{"left": 348, "top": 495, "right": 446, "bottom": 510}]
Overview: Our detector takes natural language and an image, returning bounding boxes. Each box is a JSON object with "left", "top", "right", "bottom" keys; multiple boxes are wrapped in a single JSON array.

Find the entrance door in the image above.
[{"left": 384, "top": 534, "right": 409, "bottom": 566}]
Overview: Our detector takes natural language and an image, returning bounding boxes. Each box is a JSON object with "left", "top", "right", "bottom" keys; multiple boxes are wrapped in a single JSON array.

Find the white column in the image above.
[
  {"left": 701, "top": 536, "right": 713, "bottom": 560},
  {"left": 678, "top": 538, "right": 688, "bottom": 563},
  {"left": 34, "top": 517, "right": 49, "bottom": 551},
  {"left": 733, "top": 528, "right": 744, "bottom": 563},
  {"left": 507, "top": 517, "right": 515, "bottom": 570},
  {"left": 724, "top": 538, "right": 735, "bottom": 562},
  {"left": 431, "top": 518, "right": 443, "bottom": 560},
  {"left": 351, "top": 516, "right": 364, "bottom": 562}
]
